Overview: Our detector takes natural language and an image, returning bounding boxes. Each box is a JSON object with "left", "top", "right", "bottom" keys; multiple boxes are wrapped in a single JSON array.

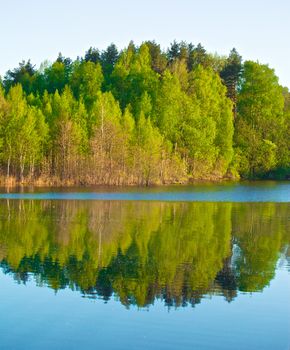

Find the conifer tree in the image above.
[{"left": 220, "top": 48, "right": 242, "bottom": 119}]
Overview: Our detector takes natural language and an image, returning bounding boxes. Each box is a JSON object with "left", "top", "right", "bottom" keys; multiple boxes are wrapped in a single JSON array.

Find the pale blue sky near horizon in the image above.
[{"left": 0, "top": 0, "right": 289, "bottom": 87}]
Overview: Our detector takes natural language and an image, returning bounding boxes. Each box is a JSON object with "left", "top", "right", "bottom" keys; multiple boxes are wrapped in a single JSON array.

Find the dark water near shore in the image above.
[{"left": 0, "top": 183, "right": 289, "bottom": 349}]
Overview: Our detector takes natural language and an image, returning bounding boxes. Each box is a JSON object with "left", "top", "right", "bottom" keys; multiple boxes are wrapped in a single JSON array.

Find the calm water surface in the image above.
[
  {"left": 0, "top": 183, "right": 289, "bottom": 349},
  {"left": 0, "top": 181, "right": 289, "bottom": 201}
]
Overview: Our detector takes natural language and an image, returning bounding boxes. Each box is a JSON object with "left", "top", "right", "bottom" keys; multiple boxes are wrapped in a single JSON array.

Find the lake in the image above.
[{"left": 0, "top": 182, "right": 289, "bottom": 349}]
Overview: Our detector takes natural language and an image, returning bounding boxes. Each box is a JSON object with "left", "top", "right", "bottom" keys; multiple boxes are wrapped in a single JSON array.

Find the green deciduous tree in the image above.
[
  {"left": 70, "top": 60, "right": 103, "bottom": 110},
  {"left": 235, "top": 61, "right": 285, "bottom": 177}
]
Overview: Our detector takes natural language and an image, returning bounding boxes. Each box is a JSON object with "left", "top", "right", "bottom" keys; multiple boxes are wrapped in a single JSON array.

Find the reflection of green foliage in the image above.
[
  {"left": 232, "top": 203, "right": 290, "bottom": 292},
  {"left": 0, "top": 200, "right": 289, "bottom": 307}
]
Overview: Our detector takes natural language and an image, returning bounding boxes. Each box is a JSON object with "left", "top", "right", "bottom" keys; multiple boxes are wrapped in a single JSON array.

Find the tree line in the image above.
[{"left": 0, "top": 41, "right": 289, "bottom": 185}]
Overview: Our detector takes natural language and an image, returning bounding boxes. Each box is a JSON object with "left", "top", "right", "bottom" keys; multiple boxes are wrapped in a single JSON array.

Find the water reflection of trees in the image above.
[{"left": 0, "top": 200, "right": 289, "bottom": 308}]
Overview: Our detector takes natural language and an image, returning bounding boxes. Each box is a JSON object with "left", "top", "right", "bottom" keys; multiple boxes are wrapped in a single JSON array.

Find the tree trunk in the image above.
[{"left": 7, "top": 157, "right": 11, "bottom": 178}]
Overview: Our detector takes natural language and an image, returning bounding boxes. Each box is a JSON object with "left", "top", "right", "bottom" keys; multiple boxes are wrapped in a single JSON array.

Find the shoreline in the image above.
[
  {"left": 0, "top": 177, "right": 288, "bottom": 192},
  {"left": 0, "top": 174, "right": 237, "bottom": 188}
]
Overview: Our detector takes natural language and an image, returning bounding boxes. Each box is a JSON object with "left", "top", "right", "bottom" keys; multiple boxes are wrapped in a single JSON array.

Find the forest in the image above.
[{"left": 0, "top": 41, "right": 289, "bottom": 185}]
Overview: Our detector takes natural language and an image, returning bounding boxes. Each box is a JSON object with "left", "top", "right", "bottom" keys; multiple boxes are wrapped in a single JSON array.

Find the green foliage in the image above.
[
  {"left": 144, "top": 40, "right": 167, "bottom": 74},
  {"left": 220, "top": 48, "right": 242, "bottom": 118},
  {"left": 235, "top": 61, "right": 287, "bottom": 178},
  {"left": 70, "top": 61, "right": 103, "bottom": 109},
  {"left": 153, "top": 69, "right": 183, "bottom": 143},
  {"left": 0, "top": 42, "right": 288, "bottom": 183},
  {"left": 111, "top": 43, "right": 159, "bottom": 114},
  {"left": 0, "top": 85, "right": 49, "bottom": 178},
  {"left": 3, "top": 60, "right": 36, "bottom": 94},
  {"left": 187, "top": 65, "right": 234, "bottom": 176}
]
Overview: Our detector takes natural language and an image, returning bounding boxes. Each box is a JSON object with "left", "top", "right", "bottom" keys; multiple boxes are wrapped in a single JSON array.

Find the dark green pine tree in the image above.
[
  {"left": 167, "top": 41, "right": 181, "bottom": 63},
  {"left": 100, "top": 43, "right": 119, "bottom": 88},
  {"left": 3, "top": 60, "right": 36, "bottom": 94},
  {"left": 84, "top": 47, "right": 101, "bottom": 63},
  {"left": 144, "top": 40, "right": 167, "bottom": 74},
  {"left": 220, "top": 48, "right": 242, "bottom": 119},
  {"left": 188, "top": 43, "right": 209, "bottom": 70}
]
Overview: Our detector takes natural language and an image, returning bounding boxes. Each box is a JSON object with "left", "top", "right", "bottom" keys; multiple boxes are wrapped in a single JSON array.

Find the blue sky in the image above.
[{"left": 1, "top": 0, "right": 289, "bottom": 87}]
